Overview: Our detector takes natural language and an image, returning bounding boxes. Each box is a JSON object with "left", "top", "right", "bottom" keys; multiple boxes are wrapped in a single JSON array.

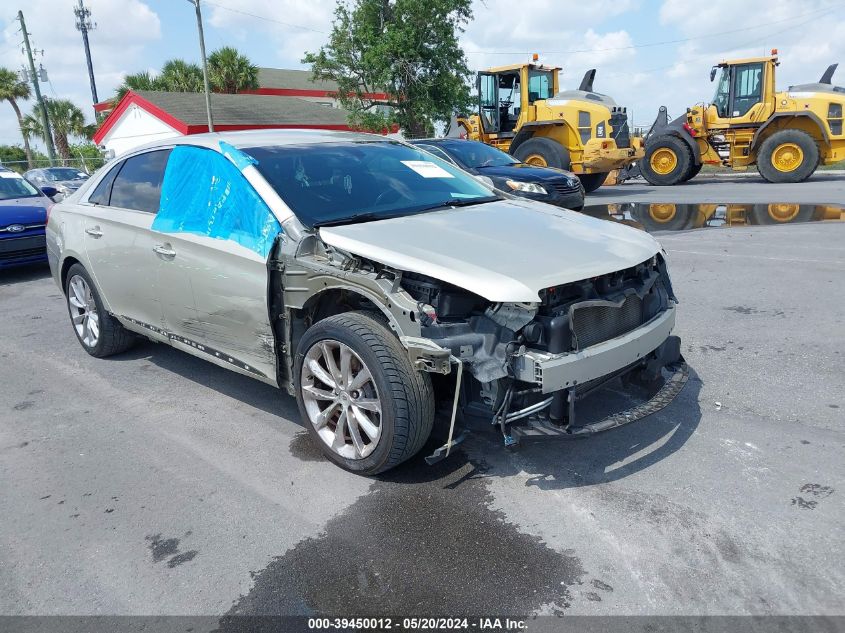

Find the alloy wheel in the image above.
[
  {"left": 68, "top": 274, "right": 99, "bottom": 348},
  {"left": 300, "top": 339, "right": 382, "bottom": 460}
]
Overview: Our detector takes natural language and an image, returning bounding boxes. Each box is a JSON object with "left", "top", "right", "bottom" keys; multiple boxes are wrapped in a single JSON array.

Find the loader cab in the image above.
[
  {"left": 707, "top": 55, "right": 777, "bottom": 127},
  {"left": 477, "top": 63, "right": 558, "bottom": 136}
]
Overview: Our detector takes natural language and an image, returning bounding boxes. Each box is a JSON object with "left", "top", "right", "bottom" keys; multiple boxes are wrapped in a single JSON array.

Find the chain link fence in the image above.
[{"left": 0, "top": 155, "right": 106, "bottom": 175}]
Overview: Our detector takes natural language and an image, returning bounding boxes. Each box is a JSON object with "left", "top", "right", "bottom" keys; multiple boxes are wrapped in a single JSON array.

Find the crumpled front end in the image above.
[{"left": 406, "top": 253, "right": 686, "bottom": 444}]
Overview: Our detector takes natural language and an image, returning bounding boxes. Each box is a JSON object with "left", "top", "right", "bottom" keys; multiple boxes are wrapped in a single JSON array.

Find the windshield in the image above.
[
  {"left": 712, "top": 67, "right": 731, "bottom": 118},
  {"left": 45, "top": 168, "right": 87, "bottom": 181},
  {"left": 245, "top": 141, "right": 498, "bottom": 228},
  {"left": 441, "top": 142, "right": 519, "bottom": 168},
  {"left": 0, "top": 174, "right": 41, "bottom": 200}
]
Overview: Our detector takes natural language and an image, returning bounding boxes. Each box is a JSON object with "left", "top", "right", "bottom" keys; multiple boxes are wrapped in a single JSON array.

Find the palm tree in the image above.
[
  {"left": 22, "top": 99, "right": 88, "bottom": 160},
  {"left": 0, "top": 67, "right": 35, "bottom": 168},
  {"left": 158, "top": 59, "right": 204, "bottom": 92},
  {"left": 114, "top": 71, "right": 162, "bottom": 103},
  {"left": 208, "top": 47, "right": 259, "bottom": 94}
]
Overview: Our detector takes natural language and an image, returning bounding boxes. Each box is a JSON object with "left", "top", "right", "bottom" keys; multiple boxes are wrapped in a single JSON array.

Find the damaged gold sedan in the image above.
[{"left": 47, "top": 130, "right": 686, "bottom": 475}]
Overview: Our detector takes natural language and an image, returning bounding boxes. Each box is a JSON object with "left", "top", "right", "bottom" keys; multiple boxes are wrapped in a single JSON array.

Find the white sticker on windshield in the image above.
[
  {"left": 0, "top": 172, "right": 20, "bottom": 178},
  {"left": 400, "top": 160, "right": 455, "bottom": 179}
]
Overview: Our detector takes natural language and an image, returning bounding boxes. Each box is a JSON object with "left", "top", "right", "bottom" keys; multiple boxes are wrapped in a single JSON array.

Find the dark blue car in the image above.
[
  {"left": 410, "top": 138, "right": 585, "bottom": 210},
  {"left": 0, "top": 168, "right": 51, "bottom": 269}
]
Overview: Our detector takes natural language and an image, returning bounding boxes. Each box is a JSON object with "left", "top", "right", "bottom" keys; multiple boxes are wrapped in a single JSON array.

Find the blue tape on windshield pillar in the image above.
[
  {"left": 219, "top": 140, "right": 258, "bottom": 171},
  {"left": 152, "top": 145, "right": 281, "bottom": 258}
]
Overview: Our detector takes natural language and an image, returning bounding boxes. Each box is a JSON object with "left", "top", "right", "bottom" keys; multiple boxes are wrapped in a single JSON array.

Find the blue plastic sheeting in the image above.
[
  {"left": 152, "top": 145, "right": 281, "bottom": 258},
  {"left": 219, "top": 140, "right": 258, "bottom": 171}
]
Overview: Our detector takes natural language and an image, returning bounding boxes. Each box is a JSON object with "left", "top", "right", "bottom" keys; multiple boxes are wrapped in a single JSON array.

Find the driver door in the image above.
[
  {"left": 478, "top": 73, "right": 500, "bottom": 134},
  {"left": 729, "top": 62, "right": 768, "bottom": 125}
]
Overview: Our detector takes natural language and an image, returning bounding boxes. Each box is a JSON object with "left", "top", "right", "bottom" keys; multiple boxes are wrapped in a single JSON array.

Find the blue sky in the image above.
[{"left": 2, "top": 0, "right": 844, "bottom": 149}]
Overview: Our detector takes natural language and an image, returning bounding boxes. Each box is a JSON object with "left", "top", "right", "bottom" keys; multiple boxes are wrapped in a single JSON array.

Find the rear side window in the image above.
[
  {"left": 88, "top": 163, "right": 121, "bottom": 206},
  {"left": 109, "top": 149, "right": 172, "bottom": 213}
]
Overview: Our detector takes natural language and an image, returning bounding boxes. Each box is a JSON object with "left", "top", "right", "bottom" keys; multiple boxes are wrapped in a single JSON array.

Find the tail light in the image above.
[{"left": 45, "top": 203, "right": 55, "bottom": 226}]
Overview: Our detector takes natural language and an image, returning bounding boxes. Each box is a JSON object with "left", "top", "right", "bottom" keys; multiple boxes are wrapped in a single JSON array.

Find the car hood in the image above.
[
  {"left": 0, "top": 197, "right": 49, "bottom": 226},
  {"left": 475, "top": 163, "right": 577, "bottom": 183},
  {"left": 319, "top": 198, "right": 661, "bottom": 302}
]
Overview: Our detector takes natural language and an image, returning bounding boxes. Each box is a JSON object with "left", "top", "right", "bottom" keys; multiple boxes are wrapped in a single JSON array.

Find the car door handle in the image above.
[
  {"left": 153, "top": 244, "right": 177, "bottom": 258},
  {"left": 85, "top": 226, "right": 103, "bottom": 238}
]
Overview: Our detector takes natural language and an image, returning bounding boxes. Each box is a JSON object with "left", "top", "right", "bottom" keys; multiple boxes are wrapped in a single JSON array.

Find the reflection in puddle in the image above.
[{"left": 581, "top": 202, "right": 845, "bottom": 233}]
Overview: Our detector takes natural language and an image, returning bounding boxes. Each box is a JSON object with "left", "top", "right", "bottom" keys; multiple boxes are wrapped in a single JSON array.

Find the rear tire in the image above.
[
  {"left": 578, "top": 172, "right": 609, "bottom": 193},
  {"left": 294, "top": 311, "right": 435, "bottom": 475},
  {"left": 756, "top": 129, "right": 819, "bottom": 183},
  {"left": 640, "top": 135, "right": 693, "bottom": 186},
  {"left": 65, "top": 263, "right": 135, "bottom": 358},
  {"left": 513, "top": 137, "right": 571, "bottom": 170}
]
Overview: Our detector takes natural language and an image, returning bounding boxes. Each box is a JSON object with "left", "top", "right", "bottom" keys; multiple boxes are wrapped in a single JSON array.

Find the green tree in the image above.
[
  {"left": 115, "top": 71, "right": 162, "bottom": 102},
  {"left": 22, "top": 99, "right": 89, "bottom": 161},
  {"left": 0, "top": 67, "right": 35, "bottom": 169},
  {"left": 0, "top": 144, "right": 27, "bottom": 172},
  {"left": 158, "top": 59, "right": 204, "bottom": 92},
  {"left": 303, "top": 0, "right": 473, "bottom": 136},
  {"left": 208, "top": 46, "right": 259, "bottom": 94}
]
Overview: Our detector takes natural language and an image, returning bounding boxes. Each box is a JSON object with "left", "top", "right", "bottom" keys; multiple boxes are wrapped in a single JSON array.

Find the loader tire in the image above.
[
  {"left": 578, "top": 172, "right": 609, "bottom": 193},
  {"left": 513, "top": 137, "right": 571, "bottom": 170},
  {"left": 756, "top": 130, "right": 819, "bottom": 183},
  {"left": 640, "top": 135, "right": 693, "bottom": 186},
  {"left": 681, "top": 162, "right": 703, "bottom": 182}
]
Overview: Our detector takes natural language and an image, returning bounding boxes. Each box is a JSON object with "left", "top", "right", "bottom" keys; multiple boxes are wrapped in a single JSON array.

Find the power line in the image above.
[
  {"left": 464, "top": 4, "right": 839, "bottom": 55},
  {"left": 202, "top": 0, "right": 326, "bottom": 34}
]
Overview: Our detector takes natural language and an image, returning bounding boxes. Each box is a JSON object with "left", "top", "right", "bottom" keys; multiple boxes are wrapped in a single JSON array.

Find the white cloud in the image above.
[
  {"left": 650, "top": 0, "right": 845, "bottom": 121},
  {"left": 0, "top": 0, "right": 160, "bottom": 148},
  {"left": 205, "top": 0, "right": 335, "bottom": 67}
]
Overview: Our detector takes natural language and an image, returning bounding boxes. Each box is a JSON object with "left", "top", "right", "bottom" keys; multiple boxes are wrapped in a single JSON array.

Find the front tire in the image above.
[
  {"left": 578, "top": 172, "right": 609, "bottom": 193},
  {"left": 756, "top": 130, "right": 819, "bottom": 183},
  {"left": 640, "top": 135, "right": 693, "bottom": 186},
  {"left": 294, "top": 311, "right": 435, "bottom": 475},
  {"left": 513, "top": 137, "right": 571, "bottom": 170},
  {"left": 65, "top": 263, "right": 135, "bottom": 358}
]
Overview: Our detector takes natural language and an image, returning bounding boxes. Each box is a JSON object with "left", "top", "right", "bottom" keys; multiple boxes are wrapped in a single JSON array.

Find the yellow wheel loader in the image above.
[
  {"left": 457, "top": 61, "right": 644, "bottom": 192},
  {"left": 640, "top": 51, "right": 845, "bottom": 185}
]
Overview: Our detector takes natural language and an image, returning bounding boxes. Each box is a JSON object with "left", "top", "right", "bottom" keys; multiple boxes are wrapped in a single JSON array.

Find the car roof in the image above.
[
  {"left": 410, "top": 138, "right": 487, "bottom": 148},
  {"left": 125, "top": 129, "right": 395, "bottom": 157}
]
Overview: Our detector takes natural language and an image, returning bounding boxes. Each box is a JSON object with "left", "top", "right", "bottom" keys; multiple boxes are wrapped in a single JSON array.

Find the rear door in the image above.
[{"left": 82, "top": 149, "right": 172, "bottom": 332}]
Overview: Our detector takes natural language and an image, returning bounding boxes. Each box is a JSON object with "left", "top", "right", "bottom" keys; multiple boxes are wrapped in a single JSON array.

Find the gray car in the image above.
[
  {"left": 47, "top": 130, "right": 685, "bottom": 475},
  {"left": 24, "top": 167, "right": 89, "bottom": 199}
]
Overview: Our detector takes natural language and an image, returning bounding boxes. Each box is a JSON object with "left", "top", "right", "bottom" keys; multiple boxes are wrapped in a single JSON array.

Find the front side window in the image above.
[
  {"left": 0, "top": 173, "right": 41, "bottom": 200},
  {"left": 246, "top": 141, "right": 498, "bottom": 228},
  {"left": 109, "top": 149, "right": 172, "bottom": 213},
  {"left": 151, "top": 146, "right": 281, "bottom": 258},
  {"left": 527, "top": 71, "right": 554, "bottom": 102},
  {"left": 712, "top": 67, "right": 731, "bottom": 118}
]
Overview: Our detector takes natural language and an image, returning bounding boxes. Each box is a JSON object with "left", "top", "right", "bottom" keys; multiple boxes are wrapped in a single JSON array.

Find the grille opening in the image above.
[{"left": 571, "top": 294, "right": 643, "bottom": 350}]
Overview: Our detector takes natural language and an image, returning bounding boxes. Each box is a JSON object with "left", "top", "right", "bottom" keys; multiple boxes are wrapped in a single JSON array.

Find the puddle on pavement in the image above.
[
  {"left": 581, "top": 202, "right": 845, "bottom": 233},
  {"left": 220, "top": 456, "right": 585, "bottom": 620}
]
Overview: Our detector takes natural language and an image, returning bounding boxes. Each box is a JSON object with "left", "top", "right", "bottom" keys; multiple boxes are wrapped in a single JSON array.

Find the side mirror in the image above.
[
  {"left": 40, "top": 186, "right": 58, "bottom": 199},
  {"left": 710, "top": 67, "right": 718, "bottom": 82}
]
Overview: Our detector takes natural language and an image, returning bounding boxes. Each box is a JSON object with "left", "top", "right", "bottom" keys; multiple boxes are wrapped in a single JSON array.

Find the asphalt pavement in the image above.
[{"left": 0, "top": 176, "right": 843, "bottom": 627}]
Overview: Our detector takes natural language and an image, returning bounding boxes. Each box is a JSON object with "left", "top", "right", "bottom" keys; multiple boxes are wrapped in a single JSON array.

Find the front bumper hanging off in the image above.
[{"left": 509, "top": 359, "right": 688, "bottom": 443}]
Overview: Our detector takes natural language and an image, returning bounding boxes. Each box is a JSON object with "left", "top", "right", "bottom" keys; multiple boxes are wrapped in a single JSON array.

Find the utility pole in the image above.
[
  {"left": 187, "top": 0, "right": 214, "bottom": 132},
  {"left": 18, "top": 10, "right": 56, "bottom": 164},
  {"left": 74, "top": 0, "right": 99, "bottom": 115}
]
